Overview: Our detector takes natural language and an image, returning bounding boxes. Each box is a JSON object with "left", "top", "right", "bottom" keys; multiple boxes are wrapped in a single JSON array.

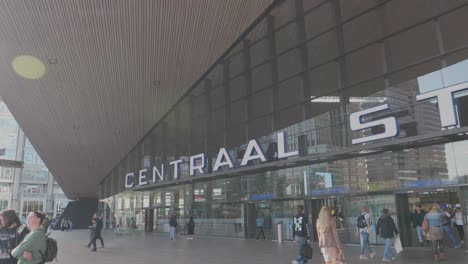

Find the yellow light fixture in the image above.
[{"left": 12, "top": 55, "right": 46, "bottom": 80}]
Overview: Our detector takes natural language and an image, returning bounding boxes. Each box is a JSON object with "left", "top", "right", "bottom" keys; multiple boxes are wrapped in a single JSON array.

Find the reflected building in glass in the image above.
[{"left": 99, "top": 0, "right": 468, "bottom": 247}]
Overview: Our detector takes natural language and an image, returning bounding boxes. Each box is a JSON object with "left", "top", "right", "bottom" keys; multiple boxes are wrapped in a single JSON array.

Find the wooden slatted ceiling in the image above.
[{"left": 0, "top": 0, "right": 272, "bottom": 199}]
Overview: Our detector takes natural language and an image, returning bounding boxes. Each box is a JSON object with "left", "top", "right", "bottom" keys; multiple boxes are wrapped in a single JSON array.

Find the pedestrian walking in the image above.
[
  {"left": 410, "top": 205, "right": 427, "bottom": 247},
  {"left": 169, "top": 213, "right": 178, "bottom": 240},
  {"left": 454, "top": 207, "right": 465, "bottom": 244},
  {"left": 356, "top": 205, "right": 375, "bottom": 260},
  {"left": 376, "top": 208, "right": 399, "bottom": 262},
  {"left": 60, "top": 218, "right": 67, "bottom": 232},
  {"left": 88, "top": 218, "right": 98, "bottom": 252},
  {"left": 115, "top": 214, "right": 122, "bottom": 237},
  {"left": 291, "top": 205, "right": 311, "bottom": 264},
  {"left": 424, "top": 204, "right": 446, "bottom": 261},
  {"left": 316, "top": 206, "right": 343, "bottom": 264},
  {"left": 186, "top": 216, "right": 195, "bottom": 240},
  {"left": 256, "top": 213, "right": 266, "bottom": 240},
  {"left": 441, "top": 208, "right": 461, "bottom": 248},
  {"left": 11, "top": 211, "right": 47, "bottom": 264},
  {"left": 88, "top": 213, "right": 104, "bottom": 251}
]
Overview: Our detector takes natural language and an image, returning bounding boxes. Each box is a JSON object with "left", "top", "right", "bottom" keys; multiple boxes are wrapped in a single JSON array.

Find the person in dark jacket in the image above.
[
  {"left": 410, "top": 205, "right": 426, "bottom": 247},
  {"left": 87, "top": 218, "right": 98, "bottom": 252},
  {"left": 291, "top": 205, "right": 311, "bottom": 264},
  {"left": 376, "top": 208, "right": 399, "bottom": 263},
  {"left": 88, "top": 213, "right": 104, "bottom": 252},
  {"left": 0, "top": 209, "right": 30, "bottom": 264},
  {"left": 186, "top": 216, "right": 195, "bottom": 240},
  {"left": 169, "top": 213, "right": 178, "bottom": 240}
]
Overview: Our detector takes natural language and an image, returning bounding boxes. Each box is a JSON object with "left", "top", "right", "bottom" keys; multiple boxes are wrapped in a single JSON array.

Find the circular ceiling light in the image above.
[{"left": 12, "top": 55, "right": 46, "bottom": 80}]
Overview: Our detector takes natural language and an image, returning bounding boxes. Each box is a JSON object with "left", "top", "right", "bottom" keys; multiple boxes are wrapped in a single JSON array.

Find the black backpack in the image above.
[
  {"left": 356, "top": 213, "right": 368, "bottom": 228},
  {"left": 41, "top": 232, "right": 58, "bottom": 262}
]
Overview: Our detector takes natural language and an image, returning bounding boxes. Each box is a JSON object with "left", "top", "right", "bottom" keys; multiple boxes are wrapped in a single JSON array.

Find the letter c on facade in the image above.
[{"left": 125, "top": 173, "right": 135, "bottom": 188}]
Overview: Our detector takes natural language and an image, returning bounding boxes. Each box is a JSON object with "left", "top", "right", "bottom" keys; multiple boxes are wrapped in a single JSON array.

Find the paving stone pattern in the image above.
[{"left": 53, "top": 230, "right": 468, "bottom": 264}]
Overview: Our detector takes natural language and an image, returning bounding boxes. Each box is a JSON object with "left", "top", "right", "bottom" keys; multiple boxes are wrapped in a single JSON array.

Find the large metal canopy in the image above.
[{"left": 0, "top": 0, "right": 273, "bottom": 199}]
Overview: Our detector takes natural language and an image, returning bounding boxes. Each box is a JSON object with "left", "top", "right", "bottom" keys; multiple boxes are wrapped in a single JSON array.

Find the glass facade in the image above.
[{"left": 100, "top": 0, "right": 468, "bottom": 245}]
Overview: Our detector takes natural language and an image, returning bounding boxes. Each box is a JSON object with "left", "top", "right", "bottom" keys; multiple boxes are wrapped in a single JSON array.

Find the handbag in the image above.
[
  {"left": 421, "top": 217, "right": 429, "bottom": 233},
  {"left": 394, "top": 236, "right": 403, "bottom": 254},
  {"left": 441, "top": 215, "right": 451, "bottom": 226},
  {"left": 301, "top": 244, "right": 313, "bottom": 259}
]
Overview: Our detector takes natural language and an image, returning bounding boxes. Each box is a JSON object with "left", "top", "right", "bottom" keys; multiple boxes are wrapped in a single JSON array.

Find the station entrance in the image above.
[{"left": 396, "top": 188, "right": 464, "bottom": 247}]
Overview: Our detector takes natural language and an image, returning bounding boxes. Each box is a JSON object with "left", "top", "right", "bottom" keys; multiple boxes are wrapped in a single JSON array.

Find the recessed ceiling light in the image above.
[
  {"left": 12, "top": 55, "right": 46, "bottom": 80},
  {"left": 48, "top": 58, "right": 58, "bottom": 64},
  {"left": 153, "top": 80, "right": 160, "bottom": 86}
]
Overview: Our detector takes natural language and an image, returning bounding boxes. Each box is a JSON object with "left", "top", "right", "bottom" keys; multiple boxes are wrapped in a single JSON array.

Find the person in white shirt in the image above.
[
  {"left": 356, "top": 206, "right": 375, "bottom": 260},
  {"left": 454, "top": 207, "right": 465, "bottom": 244}
]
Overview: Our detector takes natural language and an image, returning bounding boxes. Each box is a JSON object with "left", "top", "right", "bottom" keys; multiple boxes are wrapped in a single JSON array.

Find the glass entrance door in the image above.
[
  {"left": 253, "top": 200, "right": 272, "bottom": 240},
  {"left": 306, "top": 197, "right": 344, "bottom": 242},
  {"left": 396, "top": 188, "right": 461, "bottom": 247}
]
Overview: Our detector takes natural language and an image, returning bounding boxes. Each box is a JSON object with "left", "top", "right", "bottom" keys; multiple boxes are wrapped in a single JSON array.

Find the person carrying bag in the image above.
[{"left": 376, "top": 208, "right": 399, "bottom": 262}]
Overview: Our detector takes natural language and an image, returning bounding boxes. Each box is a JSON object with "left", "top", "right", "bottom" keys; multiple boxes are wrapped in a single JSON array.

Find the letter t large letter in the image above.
[{"left": 416, "top": 82, "right": 468, "bottom": 127}]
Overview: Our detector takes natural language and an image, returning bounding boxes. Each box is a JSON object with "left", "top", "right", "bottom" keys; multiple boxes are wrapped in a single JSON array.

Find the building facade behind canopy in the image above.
[
  {"left": 0, "top": 100, "right": 69, "bottom": 220},
  {"left": 99, "top": 0, "right": 468, "bottom": 246}
]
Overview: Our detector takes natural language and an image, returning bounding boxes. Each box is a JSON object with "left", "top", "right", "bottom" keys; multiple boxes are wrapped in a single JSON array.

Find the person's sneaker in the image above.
[
  {"left": 91, "top": 248, "right": 97, "bottom": 252},
  {"left": 391, "top": 257, "right": 396, "bottom": 261},
  {"left": 455, "top": 244, "right": 462, "bottom": 249},
  {"left": 291, "top": 261, "right": 299, "bottom": 264},
  {"left": 420, "top": 242, "right": 424, "bottom": 247},
  {"left": 370, "top": 252, "right": 376, "bottom": 258},
  {"left": 360, "top": 255, "right": 368, "bottom": 260},
  {"left": 382, "top": 258, "right": 391, "bottom": 262}
]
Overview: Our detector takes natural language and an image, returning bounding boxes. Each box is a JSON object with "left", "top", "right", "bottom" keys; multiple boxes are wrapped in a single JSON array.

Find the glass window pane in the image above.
[
  {"left": 340, "top": 0, "right": 376, "bottom": 20},
  {"left": 277, "top": 48, "right": 302, "bottom": 81},
  {"left": 229, "top": 75, "right": 246, "bottom": 101},
  {"left": 345, "top": 44, "right": 383, "bottom": 85},
  {"left": 383, "top": 0, "right": 434, "bottom": 35},
  {"left": 441, "top": 5, "right": 468, "bottom": 51},
  {"left": 388, "top": 21, "right": 439, "bottom": 71},
  {"left": 304, "top": 2, "right": 333, "bottom": 39},
  {"left": 343, "top": 10, "right": 380, "bottom": 52},
  {"left": 278, "top": 76, "right": 304, "bottom": 109},
  {"left": 250, "top": 39, "right": 270, "bottom": 67},
  {"left": 275, "top": 22, "right": 298, "bottom": 54},
  {"left": 229, "top": 53, "right": 244, "bottom": 78},
  {"left": 251, "top": 63, "right": 272, "bottom": 93},
  {"left": 309, "top": 62, "right": 339, "bottom": 96},
  {"left": 251, "top": 89, "right": 272, "bottom": 118},
  {"left": 307, "top": 31, "right": 337, "bottom": 68}
]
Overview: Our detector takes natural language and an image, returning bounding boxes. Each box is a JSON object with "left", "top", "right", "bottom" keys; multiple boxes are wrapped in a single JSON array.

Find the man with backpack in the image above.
[
  {"left": 356, "top": 206, "right": 375, "bottom": 260},
  {"left": 291, "top": 205, "right": 311, "bottom": 264}
]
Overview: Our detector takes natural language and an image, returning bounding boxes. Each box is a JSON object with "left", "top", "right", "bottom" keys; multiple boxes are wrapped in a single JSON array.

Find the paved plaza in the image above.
[{"left": 51, "top": 229, "right": 468, "bottom": 264}]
